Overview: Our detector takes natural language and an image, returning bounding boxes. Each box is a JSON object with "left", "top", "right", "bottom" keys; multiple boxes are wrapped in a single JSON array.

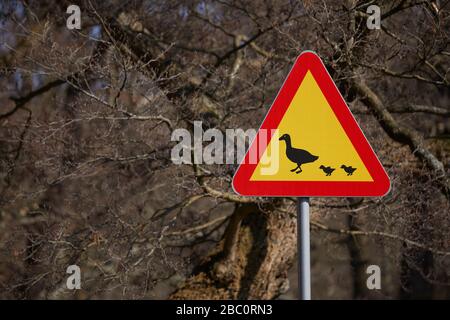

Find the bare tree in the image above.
[{"left": 0, "top": 0, "right": 448, "bottom": 299}]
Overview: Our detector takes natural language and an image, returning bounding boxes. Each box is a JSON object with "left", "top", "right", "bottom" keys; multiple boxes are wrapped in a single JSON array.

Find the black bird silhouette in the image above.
[
  {"left": 319, "top": 165, "right": 335, "bottom": 176},
  {"left": 279, "top": 134, "right": 319, "bottom": 174},
  {"left": 340, "top": 165, "right": 357, "bottom": 176}
]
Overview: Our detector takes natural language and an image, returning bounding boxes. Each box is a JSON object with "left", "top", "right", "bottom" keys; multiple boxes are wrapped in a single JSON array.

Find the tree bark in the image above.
[{"left": 170, "top": 203, "right": 296, "bottom": 299}]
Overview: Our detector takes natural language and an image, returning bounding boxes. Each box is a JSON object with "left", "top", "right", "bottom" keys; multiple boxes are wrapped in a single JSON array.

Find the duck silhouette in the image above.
[
  {"left": 340, "top": 164, "right": 357, "bottom": 176},
  {"left": 279, "top": 134, "right": 319, "bottom": 174},
  {"left": 319, "top": 165, "right": 335, "bottom": 176}
]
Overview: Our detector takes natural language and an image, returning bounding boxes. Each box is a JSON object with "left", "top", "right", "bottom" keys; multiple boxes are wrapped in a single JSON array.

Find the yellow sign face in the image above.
[{"left": 251, "top": 71, "right": 373, "bottom": 182}]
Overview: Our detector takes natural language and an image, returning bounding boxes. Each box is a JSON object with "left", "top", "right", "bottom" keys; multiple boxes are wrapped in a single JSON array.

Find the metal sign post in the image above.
[
  {"left": 232, "top": 52, "right": 391, "bottom": 300},
  {"left": 297, "top": 197, "right": 311, "bottom": 300}
]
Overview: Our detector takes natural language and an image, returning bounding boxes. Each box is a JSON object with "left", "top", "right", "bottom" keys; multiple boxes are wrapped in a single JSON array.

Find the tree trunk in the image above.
[
  {"left": 170, "top": 203, "right": 296, "bottom": 299},
  {"left": 345, "top": 213, "right": 367, "bottom": 299}
]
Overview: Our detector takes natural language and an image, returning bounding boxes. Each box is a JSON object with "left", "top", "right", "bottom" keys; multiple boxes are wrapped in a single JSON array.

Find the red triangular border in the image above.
[{"left": 232, "top": 51, "right": 390, "bottom": 197}]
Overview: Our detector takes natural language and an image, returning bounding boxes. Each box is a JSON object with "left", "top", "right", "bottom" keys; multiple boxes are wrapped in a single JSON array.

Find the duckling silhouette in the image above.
[
  {"left": 279, "top": 134, "right": 319, "bottom": 174},
  {"left": 341, "top": 164, "right": 357, "bottom": 176},
  {"left": 319, "top": 165, "right": 335, "bottom": 176}
]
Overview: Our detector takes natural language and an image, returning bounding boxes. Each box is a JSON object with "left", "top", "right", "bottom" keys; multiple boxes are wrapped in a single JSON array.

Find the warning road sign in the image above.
[{"left": 232, "top": 51, "right": 390, "bottom": 197}]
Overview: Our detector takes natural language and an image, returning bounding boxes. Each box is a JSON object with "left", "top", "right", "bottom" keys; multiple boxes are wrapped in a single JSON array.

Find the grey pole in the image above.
[{"left": 297, "top": 197, "right": 311, "bottom": 300}]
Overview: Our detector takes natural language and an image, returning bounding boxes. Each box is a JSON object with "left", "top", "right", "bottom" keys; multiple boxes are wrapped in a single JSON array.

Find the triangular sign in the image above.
[{"left": 232, "top": 51, "right": 390, "bottom": 197}]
